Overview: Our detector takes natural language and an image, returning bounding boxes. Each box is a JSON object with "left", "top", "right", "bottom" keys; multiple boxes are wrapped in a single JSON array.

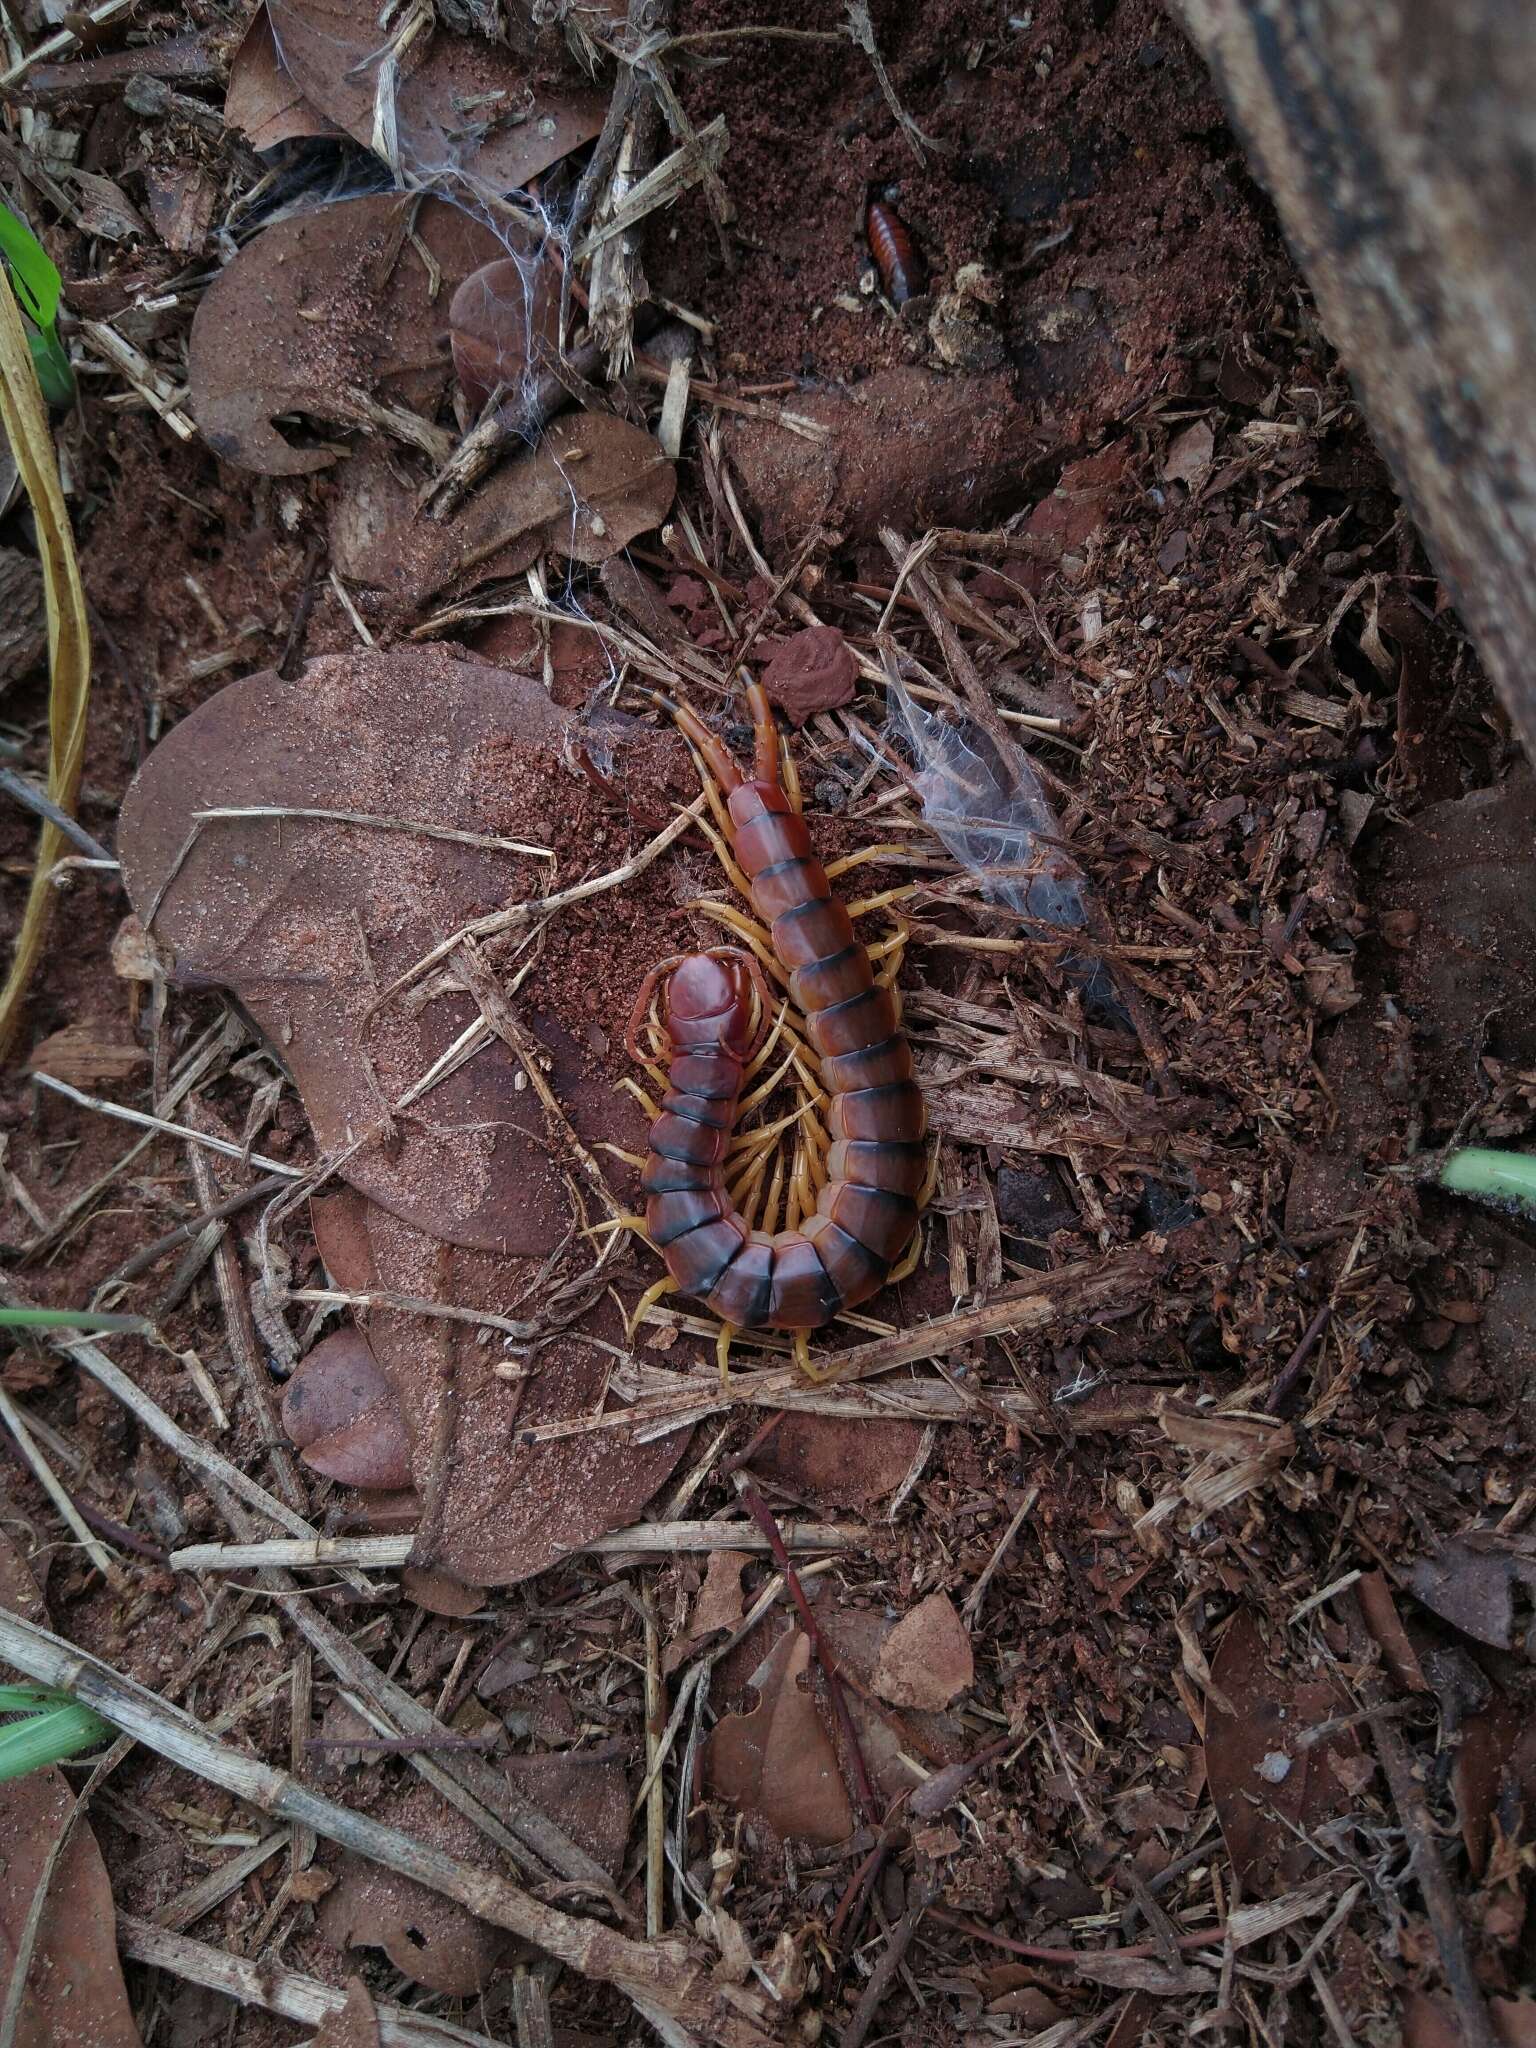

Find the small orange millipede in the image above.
[{"left": 618, "top": 683, "right": 928, "bottom": 1379}]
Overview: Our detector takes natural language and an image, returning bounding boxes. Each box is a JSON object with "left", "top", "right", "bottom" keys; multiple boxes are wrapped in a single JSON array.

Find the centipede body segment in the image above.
[{"left": 633, "top": 684, "right": 927, "bottom": 1334}]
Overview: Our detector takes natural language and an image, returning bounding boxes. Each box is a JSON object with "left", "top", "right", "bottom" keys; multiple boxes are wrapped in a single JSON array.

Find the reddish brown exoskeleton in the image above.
[{"left": 624, "top": 683, "right": 926, "bottom": 1378}]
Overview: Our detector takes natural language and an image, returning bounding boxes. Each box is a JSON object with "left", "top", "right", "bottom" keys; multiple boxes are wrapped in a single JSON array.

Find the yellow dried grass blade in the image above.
[{"left": 0, "top": 269, "right": 90, "bottom": 1058}]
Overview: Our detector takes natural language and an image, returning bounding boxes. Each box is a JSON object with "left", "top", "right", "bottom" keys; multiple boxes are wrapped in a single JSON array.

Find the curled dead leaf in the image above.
[
  {"left": 224, "top": 7, "right": 342, "bottom": 149},
  {"left": 189, "top": 195, "right": 501, "bottom": 475},
  {"left": 329, "top": 413, "right": 676, "bottom": 605},
  {"left": 281, "top": 1329, "right": 412, "bottom": 1491},
  {"left": 759, "top": 625, "right": 858, "bottom": 727},
  {"left": 706, "top": 1628, "right": 854, "bottom": 1849},
  {"left": 265, "top": 0, "right": 602, "bottom": 197},
  {"left": 450, "top": 252, "right": 561, "bottom": 413}
]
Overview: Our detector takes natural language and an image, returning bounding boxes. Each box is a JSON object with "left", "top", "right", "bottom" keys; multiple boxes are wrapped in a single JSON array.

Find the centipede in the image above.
[
  {"left": 618, "top": 683, "right": 928, "bottom": 1380},
  {"left": 866, "top": 197, "right": 926, "bottom": 308}
]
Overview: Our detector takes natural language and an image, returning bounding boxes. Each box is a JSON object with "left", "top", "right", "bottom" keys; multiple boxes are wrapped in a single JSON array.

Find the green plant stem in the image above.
[
  {"left": 0, "top": 1306, "right": 150, "bottom": 1333},
  {"left": 1438, "top": 1147, "right": 1536, "bottom": 1218}
]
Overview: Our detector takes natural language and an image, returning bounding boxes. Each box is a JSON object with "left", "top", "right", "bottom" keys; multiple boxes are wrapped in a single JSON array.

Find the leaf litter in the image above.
[{"left": 1, "top": 0, "right": 1535, "bottom": 2043}]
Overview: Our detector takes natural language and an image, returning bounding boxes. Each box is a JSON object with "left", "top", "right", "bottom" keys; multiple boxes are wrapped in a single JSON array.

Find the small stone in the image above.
[{"left": 1256, "top": 1750, "right": 1292, "bottom": 1785}]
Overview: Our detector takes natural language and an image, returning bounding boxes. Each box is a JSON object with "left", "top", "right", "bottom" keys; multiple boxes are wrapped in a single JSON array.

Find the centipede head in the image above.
[{"left": 624, "top": 946, "right": 771, "bottom": 1066}]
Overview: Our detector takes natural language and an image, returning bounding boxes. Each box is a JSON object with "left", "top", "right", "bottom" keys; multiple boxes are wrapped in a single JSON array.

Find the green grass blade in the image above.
[
  {"left": 0, "top": 1307, "right": 151, "bottom": 1334},
  {"left": 0, "top": 1702, "right": 113, "bottom": 1782},
  {"left": 1439, "top": 1146, "right": 1536, "bottom": 1218}
]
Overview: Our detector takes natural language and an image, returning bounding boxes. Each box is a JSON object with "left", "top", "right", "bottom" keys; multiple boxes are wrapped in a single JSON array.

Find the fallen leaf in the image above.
[
  {"left": 706, "top": 1628, "right": 854, "bottom": 1847},
  {"left": 0, "top": 1512, "right": 143, "bottom": 2048},
  {"left": 873, "top": 1592, "right": 974, "bottom": 1710},
  {"left": 759, "top": 625, "right": 858, "bottom": 726},
  {"left": 189, "top": 194, "right": 502, "bottom": 475},
  {"left": 692, "top": 1548, "right": 751, "bottom": 1640},
  {"left": 1410, "top": 1535, "right": 1536, "bottom": 1651},
  {"left": 329, "top": 413, "right": 676, "bottom": 605},
  {"left": 1403, "top": 1992, "right": 1536, "bottom": 2048},
  {"left": 306, "top": 1978, "right": 380, "bottom": 2048},
  {"left": 1162, "top": 418, "right": 1214, "bottom": 487},
  {"left": 450, "top": 251, "right": 561, "bottom": 414},
  {"left": 117, "top": 650, "right": 692, "bottom": 1585},
  {"left": 28, "top": 1020, "right": 147, "bottom": 1089},
  {"left": 265, "top": 0, "right": 602, "bottom": 196},
  {"left": 318, "top": 1756, "right": 626, "bottom": 1991},
  {"left": 1204, "top": 1608, "right": 1362, "bottom": 1897},
  {"left": 747, "top": 1410, "right": 925, "bottom": 1510},
  {"left": 225, "top": 6, "right": 342, "bottom": 149},
  {"left": 281, "top": 1330, "right": 412, "bottom": 1491}
]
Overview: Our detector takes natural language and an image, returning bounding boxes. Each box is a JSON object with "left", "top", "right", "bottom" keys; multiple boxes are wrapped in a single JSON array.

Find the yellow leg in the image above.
[
  {"left": 742, "top": 1000, "right": 792, "bottom": 1081},
  {"left": 627, "top": 1273, "right": 679, "bottom": 1338},
  {"left": 760, "top": 1147, "right": 787, "bottom": 1237},
  {"left": 690, "top": 804, "right": 756, "bottom": 904},
  {"left": 595, "top": 1144, "right": 647, "bottom": 1168},
  {"left": 717, "top": 1321, "right": 736, "bottom": 1387},
  {"left": 792, "top": 1329, "right": 837, "bottom": 1384},
  {"left": 737, "top": 1044, "right": 799, "bottom": 1117},
  {"left": 730, "top": 1145, "right": 774, "bottom": 1231},
  {"left": 780, "top": 730, "right": 803, "bottom": 814},
  {"left": 588, "top": 1211, "right": 651, "bottom": 1240},
  {"left": 680, "top": 742, "right": 736, "bottom": 845},
  {"left": 885, "top": 1221, "right": 924, "bottom": 1287},
  {"left": 726, "top": 1097, "right": 815, "bottom": 1157},
  {"left": 823, "top": 843, "right": 915, "bottom": 882},
  {"left": 917, "top": 1141, "right": 941, "bottom": 1210},
  {"left": 619, "top": 1076, "right": 664, "bottom": 1120},
  {"left": 846, "top": 883, "right": 922, "bottom": 920},
  {"left": 690, "top": 901, "right": 789, "bottom": 986}
]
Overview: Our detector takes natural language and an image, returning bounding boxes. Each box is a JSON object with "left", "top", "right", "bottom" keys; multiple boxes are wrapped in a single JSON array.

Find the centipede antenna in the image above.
[
  {"left": 645, "top": 688, "right": 744, "bottom": 794},
  {"left": 780, "top": 728, "right": 803, "bottom": 814}
]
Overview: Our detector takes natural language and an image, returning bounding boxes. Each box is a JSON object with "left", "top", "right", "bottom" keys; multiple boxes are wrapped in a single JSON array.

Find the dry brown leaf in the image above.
[
  {"left": 1409, "top": 1535, "right": 1536, "bottom": 1651},
  {"left": 265, "top": 0, "right": 602, "bottom": 194},
  {"left": 0, "top": 1514, "right": 143, "bottom": 2048},
  {"left": 225, "top": 6, "right": 342, "bottom": 149},
  {"left": 329, "top": 413, "right": 676, "bottom": 605},
  {"left": 1403, "top": 1992, "right": 1536, "bottom": 2048},
  {"left": 117, "top": 650, "right": 692, "bottom": 1585},
  {"left": 1203, "top": 1608, "right": 1362, "bottom": 1898},
  {"left": 693, "top": 1549, "right": 751, "bottom": 1640},
  {"left": 746, "top": 1411, "right": 924, "bottom": 1510},
  {"left": 1356, "top": 1568, "right": 1430, "bottom": 1693},
  {"left": 281, "top": 1330, "right": 412, "bottom": 1491},
  {"left": 306, "top": 1977, "right": 381, "bottom": 2048},
  {"left": 873, "top": 1592, "right": 974, "bottom": 1711},
  {"left": 706, "top": 1628, "right": 854, "bottom": 1848},
  {"left": 317, "top": 1856, "right": 513, "bottom": 1997},
  {"left": 450, "top": 251, "right": 561, "bottom": 413},
  {"left": 189, "top": 195, "right": 501, "bottom": 475},
  {"left": 0, "top": 548, "right": 45, "bottom": 687},
  {"left": 1163, "top": 418, "right": 1215, "bottom": 486}
]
